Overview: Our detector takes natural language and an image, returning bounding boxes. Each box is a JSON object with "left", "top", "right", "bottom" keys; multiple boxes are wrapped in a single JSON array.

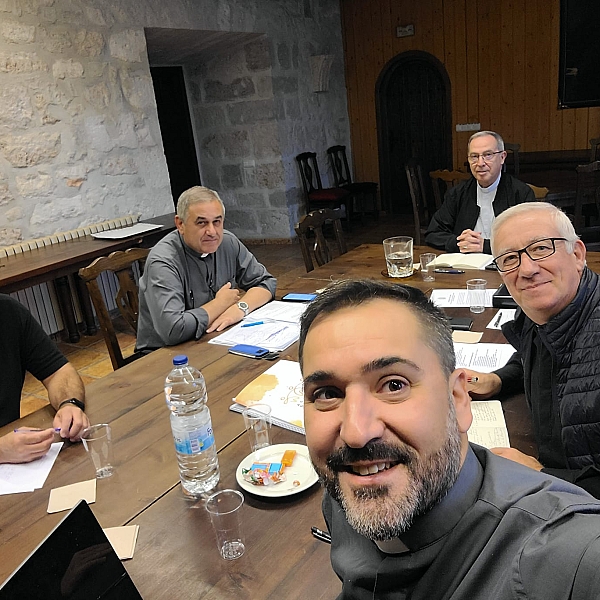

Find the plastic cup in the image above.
[
  {"left": 205, "top": 489, "right": 245, "bottom": 560},
  {"left": 81, "top": 424, "right": 114, "bottom": 478},
  {"left": 383, "top": 236, "right": 413, "bottom": 277},
  {"left": 466, "top": 278, "right": 487, "bottom": 314},
  {"left": 420, "top": 253, "right": 436, "bottom": 282},
  {"left": 242, "top": 404, "right": 272, "bottom": 452}
]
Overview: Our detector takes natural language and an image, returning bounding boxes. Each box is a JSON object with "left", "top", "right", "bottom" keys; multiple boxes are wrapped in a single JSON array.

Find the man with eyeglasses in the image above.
[
  {"left": 466, "top": 202, "right": 600, "bottom": 497},
  {"left": 425, "top": 131, "right": 534, "bottom": 254}
]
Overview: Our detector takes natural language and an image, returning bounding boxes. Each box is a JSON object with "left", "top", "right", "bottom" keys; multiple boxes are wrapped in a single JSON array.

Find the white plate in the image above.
[{"left": 236, "top": 443, "right": 318, "bottom": 497}]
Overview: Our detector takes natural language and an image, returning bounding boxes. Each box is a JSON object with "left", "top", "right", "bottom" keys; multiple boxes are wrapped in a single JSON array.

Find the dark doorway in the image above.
[
  {"left": 150, "top": 66, "right": 201, "bottom": 208},
  {"left": 376, "top": 51, "right": 452, "bottom": 215}
]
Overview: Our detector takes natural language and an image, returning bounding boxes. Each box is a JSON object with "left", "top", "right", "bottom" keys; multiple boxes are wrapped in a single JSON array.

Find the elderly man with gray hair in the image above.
[
  {"left": 466, "top": 202, "right": 600, "bottom": 497},
  {"left": 136, "top": 186, "right": 276, "bottom": 352},
  {"left": 426, "top": 131, "right": 535, "bottom": 254}
]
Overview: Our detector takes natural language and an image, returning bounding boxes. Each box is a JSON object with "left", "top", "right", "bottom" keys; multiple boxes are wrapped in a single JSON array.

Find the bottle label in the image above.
[{"left": 172, "top": 422, "right": 215, "bottom": 455}]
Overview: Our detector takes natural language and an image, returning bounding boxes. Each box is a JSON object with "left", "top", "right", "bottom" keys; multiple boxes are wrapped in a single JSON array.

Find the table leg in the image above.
[
  {"left": 74, "top": 275, "right": 97, "bottom": 336},
  {"left": 55, "top": 276, "right": 80, "bottom": 343}
]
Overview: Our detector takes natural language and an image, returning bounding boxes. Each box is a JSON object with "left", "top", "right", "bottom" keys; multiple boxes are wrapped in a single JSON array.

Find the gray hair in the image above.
[
  {"left": 491, "top": 202, "right": 579, "bottom": 255},
  {"left": 298, "top": 279, "right": 455, "bottom": 378},
  {"left": 468, "top": 131, "right": 505, "bottom": 152},
  {"left": 176, "top": 186, "right": 225, "bottom": 222}
]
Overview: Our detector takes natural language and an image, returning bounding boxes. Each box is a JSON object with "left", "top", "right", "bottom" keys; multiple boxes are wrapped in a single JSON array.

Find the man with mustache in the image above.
[
  {"left": 425, "top": 131, "right": 534, "bottom": 254},
  {"left": 466, "top": 202, "right": 600, "bottom": 497},
  {"left": 299, "top": 279, "right": 600, "bottom": 599},
  {"left": 137, "top": 186, "right": 276, "bottom": 352}
]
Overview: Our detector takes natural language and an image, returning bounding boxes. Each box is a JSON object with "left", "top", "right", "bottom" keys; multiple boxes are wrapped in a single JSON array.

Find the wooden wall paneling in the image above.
[
  {"left": 464, "top": 0, "right": 479, "bottom": 127},
  {"left": 547, "top": 0, "right": 563, "bottom": 150},
  {"left": 535, "top": 0, "right": 553, "bottom": 151},
  {"left": 499, "top": 0, "right": 514, "bottom": 144},
  {"left": 452, "top": 0, "right": 469, "bottom": 134},
  {"left": 431, "top": 0, "right": 446, "bottom": 63},
  {"left": 365, "top": 1, "right": 383, "bottom": 184},
  {"left": 523, "top": 0, "right": 540, "bottom": 149},
  {"left": 476, "top": 2, "right": 491, "bottom": 153},
  {"left": 443, "top": 0, "right": 459, "bottom": 167},
  {"left": 562, "top": 108, "right": 576, "bottom": 149},
  {"left": 589, "top": 108, "right": 600, "bottom": 141},
  {"left": 511, "top": 0, "right": 526, "bottom": 148},
  {"left": 574, "top": 109, "right": 590, "bottom": 150}
]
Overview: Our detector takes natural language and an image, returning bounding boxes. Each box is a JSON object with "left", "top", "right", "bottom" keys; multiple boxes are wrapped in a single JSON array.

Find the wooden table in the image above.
[
  {"left": 1, "top": 243, "right": 566, "bottom": 596},
  {"left": 0, "top": 213, "right": 175, "bottom": 342}
]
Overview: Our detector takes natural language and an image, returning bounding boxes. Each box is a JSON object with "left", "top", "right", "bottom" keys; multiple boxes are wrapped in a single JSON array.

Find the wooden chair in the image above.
[
  {"left": 294, "top": 208, "right": 347, "bottom": 272},
  {"left": 296, "top": 152, "right": 352, "bottom": 224},
  {"left": 573, "top": 161, "right": 600, "bottom": 233},
  {"left": 405, "top": 161, "right": 435, "bottom": 246},
  {"left": 327, "top": 145, "right": 378, "bottom": 218},
  {"left": 590, "top": 138, "right": 600, "bottom": 162},
  {"left": 527, "top": 183, "right": 549, "bottom": 200},
  {"left": 78, "top": 247, "right": 149, "bottom": 370},
  {"left": 429, "top": 170, "right": 472, "bottom": 210},
  {"left": 504, "top": 142, "right": 521, "bottom": 176}
]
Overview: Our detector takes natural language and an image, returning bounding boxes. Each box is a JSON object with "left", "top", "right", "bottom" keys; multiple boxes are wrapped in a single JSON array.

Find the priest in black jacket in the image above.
[{"left": 425, "top": 131, "right": 535, "bottom": 254}]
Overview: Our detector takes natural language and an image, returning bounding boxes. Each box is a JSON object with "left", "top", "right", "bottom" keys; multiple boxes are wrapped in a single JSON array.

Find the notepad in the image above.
[
  {"left": 468, "top": 400, "right": 510, "bottom": 448},
  {"left": 429, "top": 253, "right": 494, "bottom": 270}
]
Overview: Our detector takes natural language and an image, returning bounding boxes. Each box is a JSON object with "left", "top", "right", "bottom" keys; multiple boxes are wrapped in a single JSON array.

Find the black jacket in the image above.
[
  {"left": 425, "top": 173, "right": 535, "bottom": 253},
  {"left": 497, "top": 267, "right": 600, "bottom": 497}
]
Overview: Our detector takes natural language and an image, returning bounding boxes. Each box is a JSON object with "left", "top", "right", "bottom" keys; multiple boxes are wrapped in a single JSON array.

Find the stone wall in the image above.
[{"left": 0, "top": 0, "right": 350, "bottom": 245}]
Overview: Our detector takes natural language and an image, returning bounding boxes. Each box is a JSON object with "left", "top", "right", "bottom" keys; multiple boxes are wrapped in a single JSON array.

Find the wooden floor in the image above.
[{"left": 20, "top": 213, "right": 414, "bottom": 418}]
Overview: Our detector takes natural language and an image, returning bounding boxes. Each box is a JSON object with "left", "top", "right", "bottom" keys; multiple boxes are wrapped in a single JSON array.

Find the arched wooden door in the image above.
[{"left": 376, "top": 51, "right": 452, "bottom": 215}]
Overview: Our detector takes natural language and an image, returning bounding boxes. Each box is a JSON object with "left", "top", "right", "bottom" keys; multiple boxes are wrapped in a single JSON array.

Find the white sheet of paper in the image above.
[
  {"left": 454, "top": 343, "right": 516, "bottom": 372},
  {"left": 208, "top": 320, "right": 299, "bottom": 351},
  {"left": 468, "top": 400, "right": 510, "bottom": 448},
  {"left": 245, "top": 300, "right": 308, "bottom": 324},
  {"left": 0, "top": 442, "right": 63, "bottom": 495},
  {"left": 91, "top": 223, "right": 162, "bottom": 239},
  {"left": 487, "top": 309, "right": 517, "bottom": 330},
  {"left": 430, "top": 288, "right": 497, "bottom": 308}
]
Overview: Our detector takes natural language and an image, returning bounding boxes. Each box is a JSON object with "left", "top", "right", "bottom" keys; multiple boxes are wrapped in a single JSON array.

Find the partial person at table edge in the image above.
[
  {"left": 299, "top": 279, "right": 600, "bottom": 599},
  {"left": 136, "top": 186, "right": 276, "bottom": 353},
  {"left": 0, "top": 294, "right": 88, "bottom": 464},
  {"left": 466, "top": 202, "right": 600, "bottom": 497},
  {"left": 425, "top": 131, "right": 535, "bottom": 254}
]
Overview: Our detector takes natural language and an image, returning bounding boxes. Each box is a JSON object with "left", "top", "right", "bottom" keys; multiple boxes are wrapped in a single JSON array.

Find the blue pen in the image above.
[
  {"left": 14, "top": 427, "right": 62, "bottom": 433},
  {"left": 434, "top": 268, "right": 465, "bottom": 274},
  {"left": 241, "top": 321, "right": 264, "bottom": 328}
]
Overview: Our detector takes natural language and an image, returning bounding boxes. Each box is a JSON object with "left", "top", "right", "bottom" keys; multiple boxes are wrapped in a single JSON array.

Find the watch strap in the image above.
[{"left": 58, "top": 398, "right": 85, "bottom": 411}]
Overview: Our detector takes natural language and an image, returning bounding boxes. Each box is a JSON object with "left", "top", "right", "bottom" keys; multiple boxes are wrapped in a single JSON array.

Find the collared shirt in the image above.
[{"left": 474, "top": 172, "right": 501, "bottom": 239}]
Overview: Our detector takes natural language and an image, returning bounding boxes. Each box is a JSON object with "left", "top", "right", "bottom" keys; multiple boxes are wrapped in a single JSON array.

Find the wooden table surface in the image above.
[{"left": 4, "top": 243, "right": 591, "bottom": 596}]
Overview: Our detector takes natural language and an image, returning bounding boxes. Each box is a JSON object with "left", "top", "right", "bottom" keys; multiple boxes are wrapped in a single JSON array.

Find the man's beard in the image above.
[{"left": 312, "top": 400, "right": 463, "bottom": 541}]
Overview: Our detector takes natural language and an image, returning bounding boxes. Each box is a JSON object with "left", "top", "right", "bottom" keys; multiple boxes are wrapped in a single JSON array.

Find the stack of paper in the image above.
[
  {"left": 209, "top": 301, "right": 308, "bottom": 351},
  {"left": 454, "top": 342, "right": 516, "bottom": 372},
  {"left": 429, "top": 253, "right": 494, "bottom": 270},
  {"left": 430, "top": 288, "right": 497, "bottom": 309}
]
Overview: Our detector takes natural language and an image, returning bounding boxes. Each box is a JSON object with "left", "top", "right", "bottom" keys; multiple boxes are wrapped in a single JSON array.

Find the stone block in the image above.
[
  {"left": 5, "top": 206, "right": 22, "bottom": 221},
  {"left": 74, "top": 30, "right": 105, "bottom": 57},
  {"left": 30, "top": 195, "right": 85, "bottom": 225},
  {"left": 0, "top": 181, "right": 14, "bottom": 206},
  {"left": 228, "top": 99, "right": 275, "bottom": 125},
  {"left": 0, "top": 227, "right": 22, "bottom": 246},
  {"left": 220, "top": 164, "right": 243, "bottom": 189},
  {"left": 0, "top": 131, "right": 60, "bottom": 167},
  {"left": 277, "top": 42, "right": 291, "bottom": 70},
  {"left": 109, "top": 29, "right": 145, "bottom": 62},
  {"left": 116, "top": 112, "right": 138, "bottom": 149},
  {"left": 0, "top": 51, "right": 47, "bottom": 73},
  {"left": 273, "top": 76, "right": 298, "bottom": 95},
  {"left": 285, "top": 97, "right": 301, "bottom": 119},
  {"left": 258, "top": 208, "right": 293, "bottom": 238},
  {"left": 39, "top": 28, "right": 72, "bottom": 53},
  {"left": 193, "top": 105, "right": 226, "bottom": 129},
  {"left": 268, "top": 190, "right": 287, "bottom": 208},
  {"left": 84, "top": 82, "right": 110, "bottom": 110},
  {"left": 84, "top": 116, "right": 114, "bottom": 152},
  {"left": 0, "top": 85, "right": 33, "bottom": 128},
  {"left": 39, "top": 7, "right": 56, "bottom": 23},
  {"left": 16, "top": 172, "right": 54, "bottom": 197},
  {"left": 52, "top": 59, "right": 84, "bottom": 79},
  {"left": 224, "top": 209, "right": 259, "bottom": 233},
  {"left": 236, "top": 192, "right": 268, "bottom": 208},
  {"left": 1, "top": 21, "right": 35, "bottom": 44},
  {"left": 119, "top": 69, "right": 154, "bottom": 109},
  {"left": 255, "top": 75, "right": 273, "bottom": 98},
  {"left": 204, "top": 77, "right": 255, "bottom": 103},
  {"left": 245, "top": 38, "right": 271, "bottom": 71},
  {"left": 249, "top": 161, "right": 285, "bottom": 188},
  {"left": 101, "top": 155, "right": 138, "bottom": 175},
  {"left": 84, "top": 7, "right": 106, "bottom": 27},
  {"left": 250, "top": 122, "right": 281, "bottom": 158}
]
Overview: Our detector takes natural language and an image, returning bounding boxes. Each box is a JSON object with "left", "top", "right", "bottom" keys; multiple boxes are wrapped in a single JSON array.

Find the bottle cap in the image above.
[{"left": 173, "top": 355, "right": 188, "bottom": 366}]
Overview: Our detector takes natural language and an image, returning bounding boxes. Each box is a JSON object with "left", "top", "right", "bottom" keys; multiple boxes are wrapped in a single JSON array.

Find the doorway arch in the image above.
[{"left": 376, "top": 51, "right": 452, "bottom": 215}]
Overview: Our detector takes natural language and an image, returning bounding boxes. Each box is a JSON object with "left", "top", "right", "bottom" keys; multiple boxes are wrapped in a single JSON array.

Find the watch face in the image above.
[{"left": 239, "top": 302, "right": 249, "bottom": 310}]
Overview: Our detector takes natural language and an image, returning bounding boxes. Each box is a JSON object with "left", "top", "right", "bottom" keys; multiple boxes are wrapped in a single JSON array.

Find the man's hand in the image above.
[
  {"left": 54, "top": 405, "right": 90, "bottom": 441},
  {"left": 0, "top": 428, "right": 55, "bottom": 463},
  {"left": 464, "top": 369, "right": 502, "bottom": 399},
  {"left": 491, "top": 447, "right": 543, "bottom": 471},
  {"left": 207, "top": 302, "right": 244, "bottom": 333},
  {"left": 214, "top": 282, "right": 241, "bottom": 307},
  {"left": 457, "top": 229, "right": 484, "bottom": 253}
]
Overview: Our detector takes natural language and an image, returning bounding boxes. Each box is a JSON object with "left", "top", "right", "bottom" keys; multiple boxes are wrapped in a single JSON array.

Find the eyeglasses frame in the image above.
[
  {"left": 467, "top": 150, "right": 505, "bottom": 163},
  {"left": 492, "top": 237, "right": 569, "bottom": 272}
]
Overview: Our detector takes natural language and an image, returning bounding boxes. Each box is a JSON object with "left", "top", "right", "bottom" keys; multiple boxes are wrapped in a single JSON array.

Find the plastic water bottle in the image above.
[{"left": 165, "top": 355, "right": 220, "bottom": 497}]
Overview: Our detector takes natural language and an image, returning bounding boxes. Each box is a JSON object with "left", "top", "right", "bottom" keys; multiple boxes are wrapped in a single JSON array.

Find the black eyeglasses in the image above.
[
  {"left": 467, "top": 150, "right": 504, "bottom": 163},
  {"left": 492, "top": 238, "right": 568, "bottom": 272}
]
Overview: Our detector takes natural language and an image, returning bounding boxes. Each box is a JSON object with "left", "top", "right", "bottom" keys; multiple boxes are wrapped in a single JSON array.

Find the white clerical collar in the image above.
[
  {"left": 477, "top": 172, "right": 501, "bottom": 194},
  {"left": 375, "top": 538, "right": 410, "bottom": 554},
  {"left": 201, "top": 253, "right": 209, "bottom": 258}
]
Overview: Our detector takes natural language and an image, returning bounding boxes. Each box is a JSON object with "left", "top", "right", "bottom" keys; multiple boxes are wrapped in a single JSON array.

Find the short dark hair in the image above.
[{"left": 298, "top": 279, "right": 455, "bottom": 377}]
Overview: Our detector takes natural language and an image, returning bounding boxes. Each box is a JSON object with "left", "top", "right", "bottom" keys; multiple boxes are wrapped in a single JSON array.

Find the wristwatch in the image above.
[
  {"left": 58, "top": 398, "right": 85, "bottom": 411},
  {"left": 237, "top": 301, "right": 249, "bottom": 317}
]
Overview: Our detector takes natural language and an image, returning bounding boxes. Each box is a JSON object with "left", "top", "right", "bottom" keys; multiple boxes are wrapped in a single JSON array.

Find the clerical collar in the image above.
[
  {"left": 375, "top": 446, "right": 483, "bottom": 554},
  {"left": 179, "top": 233, "right": 212, "bottom": 260},
  {"left": 477, "top": 172, "right": 501, "bottom": 194}
]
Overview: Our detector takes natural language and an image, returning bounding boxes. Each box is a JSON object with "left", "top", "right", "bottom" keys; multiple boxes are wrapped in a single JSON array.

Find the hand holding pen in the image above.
[
  {"left": 463, "top": 370, "right": 503, "bottom": 400},
  {"left": 0, "top": 427, "right": 58, "bottom": 464}
]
